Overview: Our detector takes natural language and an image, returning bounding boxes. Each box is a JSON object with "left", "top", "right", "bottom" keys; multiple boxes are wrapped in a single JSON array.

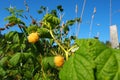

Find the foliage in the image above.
[
  {"left": 59, "top": 39, "right": 120, "bottom": 80},
  {"left": 0, "top": 5, "right": 120, "bottom": 80}
]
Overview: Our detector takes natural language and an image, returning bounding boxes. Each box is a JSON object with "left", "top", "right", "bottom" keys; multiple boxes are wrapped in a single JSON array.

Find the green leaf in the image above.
[
  {"left": 9, "top": 70, "right": 19, "bottom": 76},
  {"left": 27, "top": 25, "right": 38, "bottom": 33},
  {"left": 0, "top": 57, "right": 8, "bottom": 67},
  {"left": 9, "top": 52, "right": 21, "bottom": 66},
  {"left": 66, "top": 20, "right": 75, "bottom": 26},
  {"left": 22, "top": 52, "right": 33, "bottom": 61},
  {"left": 75, "top": 17, "right": 81, "bottom": 23},
  {"left": 5, "top": 31, "right": 20, "bottom": 43},
  {"left": 5, "top": 7, "right": 23, "bottom": 17},
  {"left": 42, "top": 57, "right": 54, "bottom": 70},
  {"left": 21, "top": 44, "right": 26, "bottom": 49},
  {"left": 50, "top": 10, "right": 57, "bottom": 16},
  {"left": 40, "top": 6, "right": 46, "bottom": 11},
  {"left": 59, "top": 53, "right": 95, "bottom": 80},
  {"left": 0, "top": 49, "right": 3, "bottom": 55},
  {"left": 11, "top": 43, "right": 20, "bottom": 50},
  {"left": 4, "top": 15, "right": 16, "bottom": 21},
  {"left": 16, "top": 9, "right": 24, "bottom": 13},
  {"left": 38, "top": 10, "right": 43, "bottom": 14},
  {"left": 43, "top": 14, "right": 60, "bottom": 29},
  {"left": 24, "top": 70, "right": 32, "bottom": 79},
  {"left": 33, "top": 73, "right": 42, "bottom": 80},
  {"left": 37, "top": 6, "right": 46, "bottom": 14},
  {"left": 75, "top": 39, "right": 106, "bottom": 59},
  {"left": 37, "top": 28, "right": 51, "bottom": 38},
  {"left": 13, "top": 32, "right": 20, "bottom": 43},
  {"left": 75, "top": 39, "right": 120, "bottom": 80},
  {"left": 63, "top": 25, "right": 69, "bottom": 34},
  {"left": 18, "top": 20, "right": 25, "bottom": 25},
  {"left": 0, "top": 66, "right": 6, "bottom": 76},
  {"left": 57, "top": 5, "right": 64, "bottom": 12},
  {"left": 5, "top": 31, "right": 16, "bottom": 40},
  {"left": 113, "top": 50, "right": 120, "bottom": 80},
  {"left": 4, "top": 15, "right": 19, "bottom": 24},
  {"left": 95, "top": 49, "right": 120, "bottom": 80},
  {"left": 59, "top": 39, "right": 107, "bottom": 80}
]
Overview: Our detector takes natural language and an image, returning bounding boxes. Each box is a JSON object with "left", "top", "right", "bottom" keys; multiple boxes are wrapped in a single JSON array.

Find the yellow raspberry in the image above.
[
  {"left": 28, "top": 32, "right": 39, "bottom": 43},
  {"left": 54, "top": 55, "right": 64, "bottom": 67}
]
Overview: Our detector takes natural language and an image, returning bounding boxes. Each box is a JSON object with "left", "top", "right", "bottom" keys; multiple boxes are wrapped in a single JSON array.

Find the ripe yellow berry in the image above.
[
  {"left": 28, "top": 32, "right": 39, "bottom": 43},
  {"left": 54, "top": 55, "right": 64, "bottom": 67}
]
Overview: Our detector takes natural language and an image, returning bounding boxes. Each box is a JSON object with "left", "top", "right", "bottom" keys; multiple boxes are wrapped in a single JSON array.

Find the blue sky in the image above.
[{"left": 0, "top": 0, "right": 120, "bottom": 42}]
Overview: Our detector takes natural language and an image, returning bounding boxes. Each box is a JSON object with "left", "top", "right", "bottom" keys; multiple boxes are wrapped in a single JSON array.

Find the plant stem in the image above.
[
  {"left": 67, "top": 45, "right": 78, "bottom": 52},
  {"left": 41, "top": 65, "right": 47, "bottom": 79},
  {"left": 42, "top": 21, "right": 69, "bottom": 60},
  {"left": 49, "top": 30, "right": 68, "bottom": 60}
]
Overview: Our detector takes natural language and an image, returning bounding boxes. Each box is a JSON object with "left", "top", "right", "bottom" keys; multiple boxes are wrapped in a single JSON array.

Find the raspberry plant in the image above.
[{"left": 0, "top": 5, "right": 120, "bottom": 80}]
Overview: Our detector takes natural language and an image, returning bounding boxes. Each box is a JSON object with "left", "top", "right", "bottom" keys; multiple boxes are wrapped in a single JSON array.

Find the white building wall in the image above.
[{"left": 110, "top": 25, "right": 119, "bottom": 49}]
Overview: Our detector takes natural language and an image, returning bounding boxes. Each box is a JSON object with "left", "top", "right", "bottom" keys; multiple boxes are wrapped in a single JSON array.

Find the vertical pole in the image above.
[
  {"left": 110, "top": 0, "right": 112, "bottom": 26},
  {"left": 76, "top": 0, "right": 86, "bottom": 37},
  {"left": 75, "top": 4, "right": 78, "bottom": 37},
  {"left": 89, "top": 7, "right": 96, "bottom": 38}
]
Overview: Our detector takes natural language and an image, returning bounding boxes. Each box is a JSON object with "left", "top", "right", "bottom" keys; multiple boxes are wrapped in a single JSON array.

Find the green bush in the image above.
[{"left": 0, "top": 5, "right": 120, "bottom": 80}]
